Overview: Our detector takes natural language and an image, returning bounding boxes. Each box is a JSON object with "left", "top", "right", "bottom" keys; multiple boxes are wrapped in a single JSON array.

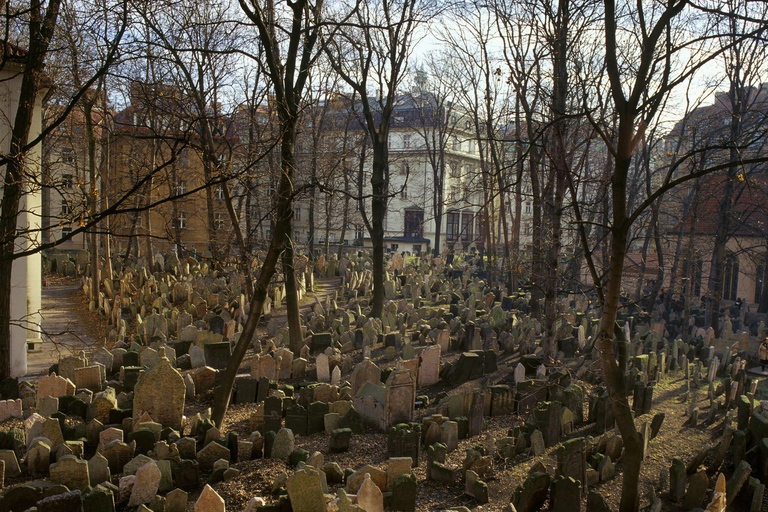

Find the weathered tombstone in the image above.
[
  {"left": 556, "top": 437, "right": 587, "bottom": 491},
  {"left": 128, "top": 461, "right": 161, "bottom": 507},
  {"left": 417, "top": 345, "right": 441, "bottom": 388},
  {"left": 512, "top": 472, "right": 551, "bottom": 512},
  {"left": 195, "top": 484, "right": 225, "bottom": 512},
  {"left": 286, "top": 467, "right": 326, "bottom": 512},
  {"left": 670, "top": 457, "right": 687, "bottom": 502},
  {"left": 387, "top": 424, "right": 420, "bottom": 466},
  {"left": 132, "top": 357, "right": 185, "bottom": 430},
  {"left": 316, "top": 353, "right": 331, "bottom": 383},
  {"left": 534, "top": 401, "right": 562, "bottom": 447},
  {"left": 514, "top": 363, "right": 526, "bottom": 384},
  {"left": 351, "top": 359, "right": 382, "bottom": 397},
  {"left": 50, "top": 454, "right": 90, "bottom": 490},
  {"left": 551, "top": 475, "right": 582, "bottom": 512},
  {"left": 357, "top": 473, "right": 384, "bottom": 512},
  {"left": 385, "top": 369, "right": 415, "bottom": 428}
]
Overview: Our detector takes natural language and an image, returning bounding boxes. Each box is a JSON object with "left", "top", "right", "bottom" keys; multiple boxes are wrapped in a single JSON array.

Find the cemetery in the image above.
[{"left": 0, "top": 248, "right": 765, "bottom": 512}]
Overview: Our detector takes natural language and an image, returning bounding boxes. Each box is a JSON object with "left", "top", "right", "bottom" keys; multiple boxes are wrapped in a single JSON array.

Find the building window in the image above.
[
  {"left": 450, "top": 186, "right": 460, "bottom": 202},
  {"left": 214, "top": 212, "right": 225, "bottom": 230},
  {"left": 356, "top": 226, "right": 365, "bottom": 240},
  {"left": 175, "top": 212, "right": 187, "bottom": 230},
  {"left": 295, "top": 207, "right": 301, "bottom": 222},
  {"left": 721, "top": 253, "right": 739, "bottom": 302},
  {"left": 401, "top": 185, "right": 407, "bottom": 200},
  {"left": 452, "top": 137, "right": 459, "bottom": 151},
  {"left": 62, "top": 174, "right": 74, "bottom": 189},
  {"left": 404, "top": 209, "right": 423, "bottom": 238},
  {"left": 294, "top": 230, "right": 302, "bottom": 241},
  {"left": 61, "top": 201, "right": 72, "bottom": 216},
  {"left": 215, "top": 185, "right": 225, "bottom": 200},
  {"left": 461, "top": 212, "right": 474, "bottom": 242},
  {"left": 251, "top": 206, "right": 259, "bottom": 220},
  {"left": 403, "top": 135, "right": 411, "bottom": 148},
  {"left": 175, "top": 180, "right": 187, "bottom": 196},
  {"left": 61, "top": 149, "right": 75, "bottom": 164},
  {"left": 61, "top": 227, "right": 72, "bottom": 240},
  {"left": 524, "top": 223, "right": 531, "bottom": 236},
  {"left": 525, "top": 202, "right": 532, "bottom": 214},
  {"left": 465, "top": 164, "right": 471, "bottom": 176},
  {"left": 450, "top": 163, "right": 460, "bottom": 178},
  {"left": 400, "top": 163, "right": 409, "bottom": 175},
  {"left": 446, "top": 211, "right": 459, "bottom": 241}
]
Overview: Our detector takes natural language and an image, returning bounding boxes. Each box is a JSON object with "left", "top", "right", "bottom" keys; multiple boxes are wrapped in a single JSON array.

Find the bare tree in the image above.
[
  {"left": 213, "top": 0, "right": 340, "bottom": 427},
  {"left": 325, "top": 0, "right": 432, "bottom": 318}
]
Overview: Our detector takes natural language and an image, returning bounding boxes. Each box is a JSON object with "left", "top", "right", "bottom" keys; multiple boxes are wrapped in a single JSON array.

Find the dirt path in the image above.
[
  {"left": 265, "top": 275, "right": 344, "bottom": 323},
  {"left": 27, "top": 283, "right": 99, "bottom": 379}
]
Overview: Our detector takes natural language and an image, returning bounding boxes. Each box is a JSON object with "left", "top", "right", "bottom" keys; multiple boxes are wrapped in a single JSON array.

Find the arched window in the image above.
[{"left": 721, "top": 253, "right": 739, "bottom": 301}]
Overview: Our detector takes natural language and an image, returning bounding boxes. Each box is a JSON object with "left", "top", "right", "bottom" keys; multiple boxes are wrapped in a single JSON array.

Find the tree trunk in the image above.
[
  {"left": 84, "top": 99, "right": 100, "bottom": 304},
  {"left": 598, "top": 119, "right": 644, "bottom": 512},
  {"left": 222, "top": 183, "right": 254, "bottom": 299},
  {"left": 529, "top": 153, "right": 543, "bottom": 319},
  {"left": 337, "top": 173, "right": 350, "bottom": 260},
  {"left": 283, "top": 237, "right": 303, "bottom": 355},
  {"left": 369, "top": 139, "right": 387, "bottom": 318},
  {"left": 212, "top": 113, "right": 298, "bottom": 426}
]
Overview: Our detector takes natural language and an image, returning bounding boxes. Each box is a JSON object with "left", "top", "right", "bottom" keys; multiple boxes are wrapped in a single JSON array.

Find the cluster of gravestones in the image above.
[
  {"left": 30, "top": 246, "right": 768, "bottom": 512},
  {"left": 49, "top": 249, "right": 320, "bottom": 359},
  {"left": 0, "top": 347, "right": 242, "bottom": 511}
]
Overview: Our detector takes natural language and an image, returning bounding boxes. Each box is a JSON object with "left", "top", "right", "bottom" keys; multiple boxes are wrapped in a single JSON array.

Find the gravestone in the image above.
[
  {"left": 132, "top": 357, "right": 185, "bottom": 430},
  {"left": 286, "top": 467, "right": 326, "bottom": 512},
  {"left": 385, "top": 369, "right": 415, "bottom": 428}
]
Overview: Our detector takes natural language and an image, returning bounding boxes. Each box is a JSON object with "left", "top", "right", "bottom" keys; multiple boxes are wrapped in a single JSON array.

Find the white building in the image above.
[{"left": 0, "top": 47, "right": 45, "bottom": 376}]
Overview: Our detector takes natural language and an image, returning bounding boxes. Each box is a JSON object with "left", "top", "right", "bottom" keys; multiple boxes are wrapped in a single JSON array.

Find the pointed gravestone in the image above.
[
  {"left": 514, "top": 363, "right": 526, "bottom": 384},
  {"left": 195, "top": 484, "right": 225, "bottom": 512},
  {"left": 357, "top": 473, "right": 384, "bottom": 512}
]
